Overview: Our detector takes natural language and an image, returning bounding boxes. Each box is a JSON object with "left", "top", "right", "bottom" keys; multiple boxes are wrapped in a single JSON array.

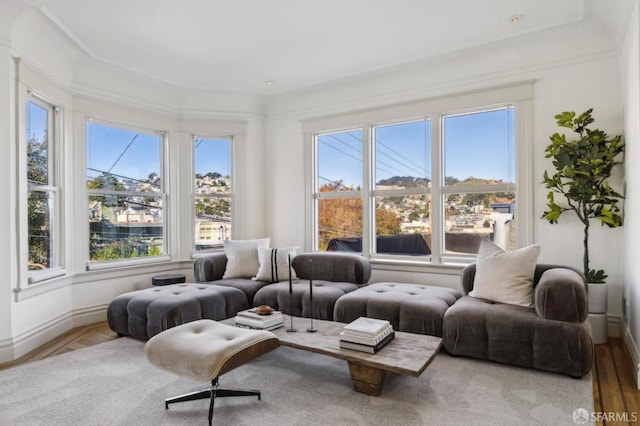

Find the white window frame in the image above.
[
  {"left": 85, "top": 119, "right": 169, "bottom": 270},
  {"left": 25, "top": 94, "right": 65, "bottom": 284},
  {"left": 305, "top": 83, "right": 533, "bottom": 267},
  {"left": 192, "top": 134, "right": 234, "bottom": 253}
]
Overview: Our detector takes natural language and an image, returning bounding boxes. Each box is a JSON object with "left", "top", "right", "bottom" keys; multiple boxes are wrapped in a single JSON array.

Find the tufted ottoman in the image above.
[
  {"left": 107, "top": 283, "right": 248, "bottom": 340},
  {"left": 145, "top": 319, "right": 279, "bottom": 426},
  {"left": 333, "top": 282, "right": 463, "bottom": 336}
]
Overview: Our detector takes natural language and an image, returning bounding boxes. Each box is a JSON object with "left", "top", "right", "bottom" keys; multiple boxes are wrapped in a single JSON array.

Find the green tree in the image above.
[{"left": 27, "top": 135, "right": 50, "bottom": 269}]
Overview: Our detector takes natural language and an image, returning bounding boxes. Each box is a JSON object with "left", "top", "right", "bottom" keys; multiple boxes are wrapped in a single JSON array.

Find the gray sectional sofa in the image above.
[{"left": 107, "top": 252, "right": 593, "bottom": 378}]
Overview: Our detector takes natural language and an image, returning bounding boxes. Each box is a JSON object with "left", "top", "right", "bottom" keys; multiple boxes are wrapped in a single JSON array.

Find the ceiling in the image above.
[{"left": 15, "top": 0, "right": 622, "bottom": 94}]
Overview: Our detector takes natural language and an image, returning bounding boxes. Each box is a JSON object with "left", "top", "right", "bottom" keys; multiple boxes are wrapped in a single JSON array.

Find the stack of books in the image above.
[
  {"left": 234, "top": 308, "right": 284, "bottom": 330},
  {"left": 339, "top": 317, "right": 395, "bottom": 354}
]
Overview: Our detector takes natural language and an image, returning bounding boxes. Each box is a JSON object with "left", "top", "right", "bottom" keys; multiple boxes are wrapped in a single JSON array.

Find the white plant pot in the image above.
[
  {"left": 587, "top": 282, "right": 608, "bottom": 314},
  {"left": 588, "top": 313, "right": 608, "bottom": 344}
]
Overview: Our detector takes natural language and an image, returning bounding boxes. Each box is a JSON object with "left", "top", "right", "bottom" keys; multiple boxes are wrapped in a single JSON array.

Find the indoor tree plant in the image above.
[{"left": 541, "top": 109, "right": 624, "bottom": 315}]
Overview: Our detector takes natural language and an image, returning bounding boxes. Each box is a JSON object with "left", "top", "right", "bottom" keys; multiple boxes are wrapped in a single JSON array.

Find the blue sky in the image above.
[
  {"left": 27, "top": 102, "right": 48, "bottom": 142},
  {"left": 85, "top": 122, "right": 230, "bottom": 183},
  {"left": 318, "top": 107, "right": 515, "bottom": 187}
]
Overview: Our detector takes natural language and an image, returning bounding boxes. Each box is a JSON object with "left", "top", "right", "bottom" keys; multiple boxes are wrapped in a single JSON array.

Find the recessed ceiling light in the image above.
[
  {"left": 510, "top": 14, "right": 525, "bottom": 23},
  {"left": 264, "top": 80, "right": 275, "bottom": 86}
]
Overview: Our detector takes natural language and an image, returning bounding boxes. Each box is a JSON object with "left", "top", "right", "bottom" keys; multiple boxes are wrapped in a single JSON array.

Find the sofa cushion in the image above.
[
  {"left": 222, "top": 238, "right": 270, "bottom": 279},
  {"left": 255, "top": 246, "right": 299, "bottom": 283},
  {"left": 334, "top": 282, "right": 463, "bottom": 337},
  {"left": 469, "top": 239, "right": 540, "bottom": 307},
  {"left": 292, "top": 252, "right": 371, "bottom": 284}
]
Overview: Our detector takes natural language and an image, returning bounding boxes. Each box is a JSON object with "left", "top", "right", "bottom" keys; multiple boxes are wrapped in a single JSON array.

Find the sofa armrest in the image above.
[
  {"left": 460, "top": 263, "right": 477, "bottom": 294},
  {"left": 534, "top": 267, "right": 588, "bottom": 322},
  {"left": 193, "top": 252, "right": 227, "bottom": 282}
]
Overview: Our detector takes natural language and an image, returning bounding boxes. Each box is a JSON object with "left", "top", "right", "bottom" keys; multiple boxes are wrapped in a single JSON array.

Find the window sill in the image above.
[
  {"left": 28, "top": 267, "right": 67, "bottom": 284},
  {"left": 86, "top": 255, "right": 172, "bottom": 271},
  {"left": 14, "top": 273, "right": 72, "bottom": 301}
]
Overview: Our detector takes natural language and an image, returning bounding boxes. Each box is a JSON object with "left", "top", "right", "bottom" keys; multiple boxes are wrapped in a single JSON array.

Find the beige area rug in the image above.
[{"left": 0, "top": 336, "right": 593, "bottom": 425}]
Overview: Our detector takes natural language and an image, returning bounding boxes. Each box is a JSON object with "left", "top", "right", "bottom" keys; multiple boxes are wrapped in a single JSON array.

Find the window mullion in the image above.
[
  {"left": 430, "top": 114, "right": 443, "bottom": 264},
  {"left": 362, "top": 125, "right": 372, "bottom": 258}
]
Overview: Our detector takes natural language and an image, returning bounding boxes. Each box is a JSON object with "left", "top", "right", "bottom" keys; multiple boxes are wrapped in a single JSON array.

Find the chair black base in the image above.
[{"left": 165, "top": 377, "right": 261, "bottom": 426}]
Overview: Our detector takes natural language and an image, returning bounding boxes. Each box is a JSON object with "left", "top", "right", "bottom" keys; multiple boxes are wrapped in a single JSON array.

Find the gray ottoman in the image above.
[
  {"left": 333, "top": 282, "right": 463, "bottom": 337},
  {"left": 107, "top": 283, "right": 249, "bottom": 340}
]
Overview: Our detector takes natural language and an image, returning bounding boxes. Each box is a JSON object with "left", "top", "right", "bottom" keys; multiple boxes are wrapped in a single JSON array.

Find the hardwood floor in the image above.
[{"left": 1, "top": 322, "right": 639, "bottom": 425}]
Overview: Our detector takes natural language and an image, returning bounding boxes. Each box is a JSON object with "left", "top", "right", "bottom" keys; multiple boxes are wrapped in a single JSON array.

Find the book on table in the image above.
[
  {"left": 235, "top": 309, "right": 284, "bottom": 329},
  {"left": 236, "top": 308, "right": 283, "bottom": 321},
  {"left": 342, "top": 317, "right": 391, "bottom": 337},
  {"left": 234, "top": 315, "right": 284, "bottom": 329},
  {"left": 234, "top": 322, "right": 284, "bottom": 331},
  {"left": 339, "top": 324, "right": 394, "bottom": 346},
  {"left": 339, "top": 331, "right": 395, "bottom": 354}
]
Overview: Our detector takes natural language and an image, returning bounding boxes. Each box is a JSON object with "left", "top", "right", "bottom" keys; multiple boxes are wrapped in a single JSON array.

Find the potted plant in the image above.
[{"left": 541, "top": 109, "right": 624, "bottom": 318}]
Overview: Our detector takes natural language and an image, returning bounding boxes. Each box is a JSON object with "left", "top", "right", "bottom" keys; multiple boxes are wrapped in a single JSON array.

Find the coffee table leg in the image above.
[{"left": 347, "top": 362, "right": 386, "bottom": 396}]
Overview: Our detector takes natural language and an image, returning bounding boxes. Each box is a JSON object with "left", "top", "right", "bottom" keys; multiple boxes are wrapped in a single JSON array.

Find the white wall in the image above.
[
  {"left": 621, "top": 1, "right": 640, "bottom": 364},
  {"left": 0, "top": 46, "right": 17, "bottom": 361}
]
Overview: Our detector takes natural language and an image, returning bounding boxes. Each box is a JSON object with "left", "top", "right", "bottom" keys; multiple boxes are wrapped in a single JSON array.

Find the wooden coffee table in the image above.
[{"left": 224, "top": 315, "right": 442, "bottom": 396}]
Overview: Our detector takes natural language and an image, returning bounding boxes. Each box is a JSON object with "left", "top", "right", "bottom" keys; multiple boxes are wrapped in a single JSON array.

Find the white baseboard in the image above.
[
  {"left": 618, "top": 318, "right": 640, "bottom": 390},
  {"left": 608, "top": 315, "right": 640, "bottom": 389},
  {"left": 0, "top": 304, "right": 109, "bottom": 364}
]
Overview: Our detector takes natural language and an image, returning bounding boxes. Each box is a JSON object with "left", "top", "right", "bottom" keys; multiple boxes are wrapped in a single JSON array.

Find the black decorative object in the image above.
[
  {"left": 287, "top": 254, "right": 297, "bottom": 332},
  {"left": 307, "top": 258, "right": 317, "bottom": 332}
]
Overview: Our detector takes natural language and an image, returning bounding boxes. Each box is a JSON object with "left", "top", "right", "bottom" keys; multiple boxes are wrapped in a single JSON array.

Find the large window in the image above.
[
  {"left": 310, "top": 86, "right": 529, "bottom": 264},
  {"left": 194, "top": 137, "right": 232, "bottom": 250},
  {"left": 86, "top": 122, "right": 165, "bottom": 263},
  {"left": 27, "top": 99, "right": 61, "bottom": 279}
]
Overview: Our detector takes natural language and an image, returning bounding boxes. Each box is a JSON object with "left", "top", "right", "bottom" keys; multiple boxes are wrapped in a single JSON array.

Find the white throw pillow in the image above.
[
  {"left": 469, "top": 239, "right": 540, "bottom": 307},
  {"left": 222, "top": 238, "right": 270, "bottom": 279},
  {"left": 255, "top": 247, "right": 299, "bottom": 283}
]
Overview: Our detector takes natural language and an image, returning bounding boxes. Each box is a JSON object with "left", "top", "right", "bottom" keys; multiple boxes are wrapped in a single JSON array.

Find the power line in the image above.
[
  {"left": 376, "top": 140, "right": 431, "bottom": 178},
  {"left": 319, "top": 140, "right": 361, "bottom": 164},
  {"left": 327, "top": 134, "right": 362, "bottom": 154},
  {"left": 107, "top": 133, "right": 140, "bottom": 173}
]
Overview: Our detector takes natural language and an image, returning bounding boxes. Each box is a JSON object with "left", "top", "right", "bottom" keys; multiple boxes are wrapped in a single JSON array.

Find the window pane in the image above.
[
  {"left": 318, "top": 130, "right": 362, "bottom": 191},
  {"left": 374, "top": 120, "right": 431, "bottom": 187},
  {"left": 88, "top": 194, "right": 163, "bottom": 260},
  {"left": 444, "top": 192, "right": 516, "bottom": 254},
  {"left": 86, "top": 122, "right": 161, "bottom": 193},
  {"left": 375, "top": 195, "right": 430, "bottom": 255},
  {"left": 28, "top": 190, "right": 54, "bottom": 270},
  {"left": 319, "top": 197, "right": 363, "bottom": 251},
  {"left": 27, "top": 101, "right": 49, "bottom": 185},
  {"left": 194, "top": 137, "right": 232, "bottom": 250},
  {"left": 443, "top": 108, "right": 514, "bottom": 185},
  {"left": 195, "top": 196, "right": 231, "bottom": 250}
]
